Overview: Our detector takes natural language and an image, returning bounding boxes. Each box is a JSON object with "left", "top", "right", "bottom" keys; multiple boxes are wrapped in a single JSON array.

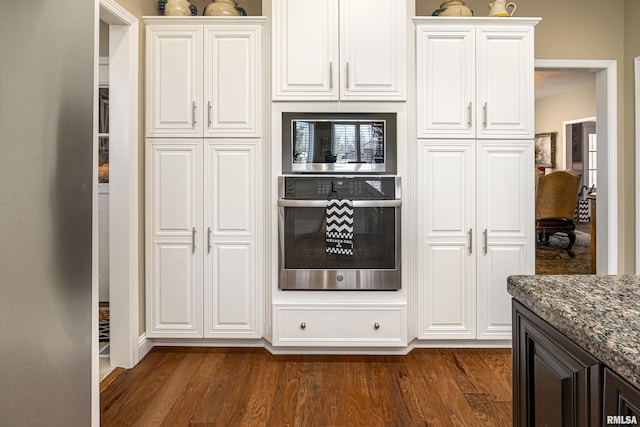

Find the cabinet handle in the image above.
[
  {"left": 483, "top": 228, "right": 488, "bottom": 255},
  {"left": 300, "top": 322, "right": 306, "bottom": 329},
  {"left": 482, "top": 102, "right": 487, "bottom": 128},
  {"left": 192, "top": 227, "right": 197, "bottom": 253},
  {"left": 346, "top": 62, "right": 350, "bottom": 89},
  {"left": 467, "top": 102, "right": 472, "bottom": 128},
  {"left": 329, "top": 62, "right": 333, "bottom": 89},
  {"left": 207, "top": 227, "right": 212, "bottom": 253},
  {"left": 468, "top": 228, "right": 473, "bottom": 254},
  {"left": 207, "top": 101, "right": 212, "bottom": 127},
  {"left": 374, "top": 322, "right": 380, "bottom": 330},
  {"left": 192, "top": 101, "right": 197, "bottom": 128}
]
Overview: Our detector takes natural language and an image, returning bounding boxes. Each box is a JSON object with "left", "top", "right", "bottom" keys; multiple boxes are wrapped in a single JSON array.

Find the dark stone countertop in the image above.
[{"left": 507, "top": 274, "right": 640, "bottom": 390}]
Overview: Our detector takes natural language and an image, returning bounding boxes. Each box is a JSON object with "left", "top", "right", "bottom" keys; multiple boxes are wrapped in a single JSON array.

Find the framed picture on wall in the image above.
[{"left": 535, "top": 132, "right": 556, "bottom": 168}]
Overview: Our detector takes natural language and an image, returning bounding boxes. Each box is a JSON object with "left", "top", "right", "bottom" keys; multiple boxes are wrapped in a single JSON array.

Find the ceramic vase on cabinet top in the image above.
[
  {"left": 203, "top": 0, "right": 247, "bottom": 16},
  {"left": 432, "top": 0, "right": 473, "bottom": 16},
  {"left": 158, "top": 0, "right": 197, "bottom": 16}
]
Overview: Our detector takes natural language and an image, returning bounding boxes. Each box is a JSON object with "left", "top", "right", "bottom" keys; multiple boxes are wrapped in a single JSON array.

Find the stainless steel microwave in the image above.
[{"left": 282, "top": 113, "right": 397, "bottom": 174}]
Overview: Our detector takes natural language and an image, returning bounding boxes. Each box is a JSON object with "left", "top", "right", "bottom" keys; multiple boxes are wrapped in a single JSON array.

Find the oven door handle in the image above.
[{"left": 277, "top": 199, "right": 401, "bottom": 208}]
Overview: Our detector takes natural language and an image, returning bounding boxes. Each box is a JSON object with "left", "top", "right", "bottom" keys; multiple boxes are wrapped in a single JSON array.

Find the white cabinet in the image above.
[
  {"left": 144, "top": 17, "right": 264, "bottom": 341},
  {"left": 146, "top": 18, "right": 263, "bottom": 138},
  {"left": 418, "top": 142, "right": 476, "bottom": 339},
  {"left": 415, "top": 18, "right": 538, "bottom": 139},
  {"left": 146, "top": 140, "right": 260, "bottom": 339},
  {"left": 418, "top": 140, "right": 534, "bottom": 340},
  {"left": 272, "top": 0, "right": 406, "bottom": 101},
  {"left": 146, "top": 142, "right": 203, "bottom": 337},
  {"left": 203, "top": 143, "right": 258, "bottom": 338},
  {"left": 415, "top": 18, "right": 538, "bottom": 342},
  {"left": 476, "top": 142, "right": 534, "bottom": 339}
]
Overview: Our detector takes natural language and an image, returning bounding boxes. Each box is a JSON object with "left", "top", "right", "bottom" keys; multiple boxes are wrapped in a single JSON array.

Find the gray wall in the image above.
[{"left": 0, "top": 0, "right": 95, "bottom": 425}]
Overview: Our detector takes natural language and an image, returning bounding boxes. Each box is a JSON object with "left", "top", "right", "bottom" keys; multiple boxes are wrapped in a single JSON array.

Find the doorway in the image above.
[
  {"left": 535, "top": 60, "right": 618, "bottom": 275},
  {"left": 97, "top": 0, "right": 140, "bottom": 382},
  {"left": 97, "top": 47, "right": 111, "bottom": 380},
  {"left": 534, "top": 119, "right": 597, "bottom": 275}
]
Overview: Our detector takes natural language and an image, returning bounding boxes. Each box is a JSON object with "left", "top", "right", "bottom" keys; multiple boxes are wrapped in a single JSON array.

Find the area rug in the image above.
[
  {"left": 99, "top": 307, "right": 109, "bottom": 342},
  {"left": 535, "top": 230, "right": 591, "bottom": 275}
]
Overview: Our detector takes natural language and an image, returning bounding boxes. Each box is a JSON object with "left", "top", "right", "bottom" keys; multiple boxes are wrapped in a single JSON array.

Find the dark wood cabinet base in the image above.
[
  {"left": 513, "top": 300, "right": 601, "bottom": 426},
  {"left": 513, "top": 300, "right": 640, "bottom": 427}
]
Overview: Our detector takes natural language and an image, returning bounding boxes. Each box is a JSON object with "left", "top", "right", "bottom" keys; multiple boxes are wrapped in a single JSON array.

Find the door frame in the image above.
[
  {"left": 635, "top": 56, "right": 640, "bottom": 273},
  {"left": 99, "top": 0, "right": 141, "bottom": 372},
  {"left": 535, "top": 59, "right": 618, "bottom": 274},
  {"left": 562, "top": 116, "right": 596, "bottom": 188}
]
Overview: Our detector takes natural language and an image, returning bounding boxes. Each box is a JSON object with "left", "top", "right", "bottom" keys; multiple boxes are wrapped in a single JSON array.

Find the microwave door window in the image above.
[{"left": 283, "top": 207, "right": 396, "bottom": 270}]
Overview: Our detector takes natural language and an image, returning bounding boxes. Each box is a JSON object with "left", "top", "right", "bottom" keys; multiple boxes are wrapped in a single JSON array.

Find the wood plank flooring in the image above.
[{"left": 101, "top": 347, "right": 512, "bottom": 427}]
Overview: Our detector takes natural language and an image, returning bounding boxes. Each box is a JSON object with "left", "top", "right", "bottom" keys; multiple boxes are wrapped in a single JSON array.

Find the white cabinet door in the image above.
[
  {"left": 418, "top": 142, "right": 476, "bottom": 339},
  {"left": 204, "top": 25, "right": 262, "bottom": 138},
  {"left": 339, "top": 0, "right": 406, "bottom": 100},
  {"left": 476, "top": 26, "right": 534, "bottom": 138},
  {"left": 476, "top": 141, "right": 534, "bottom": 339},
  {"left": 416, "top": 26, "right": 475, "bottom": 138},
  {"left": 146, "top": 26, "right": 203, "bottom": 138},
  {"left": 272, "top": 0, "right": 338, "bottom": 100},
  {"left": 146, "top": 141, "right": 202, "bottom": 337},
  {"left": 415, "top": 20, "right": 535, "bottom": 139},
  {"left": 203, "top": 143, "right": 259, "bottom": 337},
  {"left": 272, "top": 0, "right": 405, "bottom": 101}
]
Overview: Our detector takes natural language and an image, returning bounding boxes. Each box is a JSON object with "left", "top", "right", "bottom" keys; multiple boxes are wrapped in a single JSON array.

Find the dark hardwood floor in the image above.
[{"left": 101, "top": 347, "right": 512, "bottom": 426}]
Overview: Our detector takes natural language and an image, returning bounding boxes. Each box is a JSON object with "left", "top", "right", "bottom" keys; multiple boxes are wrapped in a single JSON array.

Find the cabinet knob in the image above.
[
  {"left": 374, "top": 322, "right": 380, "bottom": 330},
  {"left": 300, "top": 322, "right": 306, "bottom": 329}
]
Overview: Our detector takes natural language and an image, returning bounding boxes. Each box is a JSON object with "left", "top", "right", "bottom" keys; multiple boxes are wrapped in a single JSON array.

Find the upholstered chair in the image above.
[{"left": 535, "top": 170, "right": 582, "bottom": 257}]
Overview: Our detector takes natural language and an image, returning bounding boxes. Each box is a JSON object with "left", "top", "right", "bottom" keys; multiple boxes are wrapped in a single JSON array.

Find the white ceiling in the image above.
[{"left": 535, "top": 70, "right": 596, "bottom": 100}]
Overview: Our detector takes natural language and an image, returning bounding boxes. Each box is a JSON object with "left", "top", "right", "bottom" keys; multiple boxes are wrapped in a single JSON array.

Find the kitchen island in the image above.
[{"left": 508, "top": 274, "right": 640, "bottom": 426}]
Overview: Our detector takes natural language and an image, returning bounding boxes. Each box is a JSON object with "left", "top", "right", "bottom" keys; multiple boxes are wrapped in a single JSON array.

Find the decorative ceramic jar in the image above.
[
  {"left": 432, "top": 0, "right": 473, "bottom": 16},
  {"left": 203, "top": 0, "right": 247, "bottom": 16},
  {"left": 158, "top": 0, "right": 197, "bottom": 16}
]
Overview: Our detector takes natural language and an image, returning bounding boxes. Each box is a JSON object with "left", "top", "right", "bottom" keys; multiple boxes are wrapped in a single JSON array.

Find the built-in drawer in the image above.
[{"left": 273, "top": 304, "right": 407, "bottom": 347}]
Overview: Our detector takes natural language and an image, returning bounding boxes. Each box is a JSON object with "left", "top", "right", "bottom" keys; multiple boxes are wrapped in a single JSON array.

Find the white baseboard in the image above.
[
  {"left": 137, "top": 333, "right": 154, "bottom": 363},
  {"left": 133, "top": 334, "right": 511, "bottom": 359},
  {"left": 412, "top": 339, "right": 512, "bottom": 349},
  {"left": 150, "top": 338, "right": 266, "bottom": 348}
]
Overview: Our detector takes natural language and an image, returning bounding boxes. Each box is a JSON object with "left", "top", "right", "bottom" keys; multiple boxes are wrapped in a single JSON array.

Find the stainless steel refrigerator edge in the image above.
[{"left": 1, "top": 1, "right": 96, "bottom": 425}]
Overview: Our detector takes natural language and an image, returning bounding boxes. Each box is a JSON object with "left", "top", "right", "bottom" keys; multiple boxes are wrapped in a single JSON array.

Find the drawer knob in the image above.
[
  {"left": 374, "top": 322, "right": 380, "bottom": 330},
  {"left": 300, "top": 322, "right": 306, "bottom": 329}
]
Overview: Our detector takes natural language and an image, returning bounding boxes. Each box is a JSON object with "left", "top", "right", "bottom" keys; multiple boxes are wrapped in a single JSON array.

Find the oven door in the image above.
[{"left": 278, "top": 199, "right": 401, "bottom": 290}]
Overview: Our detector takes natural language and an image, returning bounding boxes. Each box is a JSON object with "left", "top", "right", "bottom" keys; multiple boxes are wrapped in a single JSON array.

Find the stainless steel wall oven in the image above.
[{"left": 278, "top": 176, "right": 401, "bottom": 290}]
